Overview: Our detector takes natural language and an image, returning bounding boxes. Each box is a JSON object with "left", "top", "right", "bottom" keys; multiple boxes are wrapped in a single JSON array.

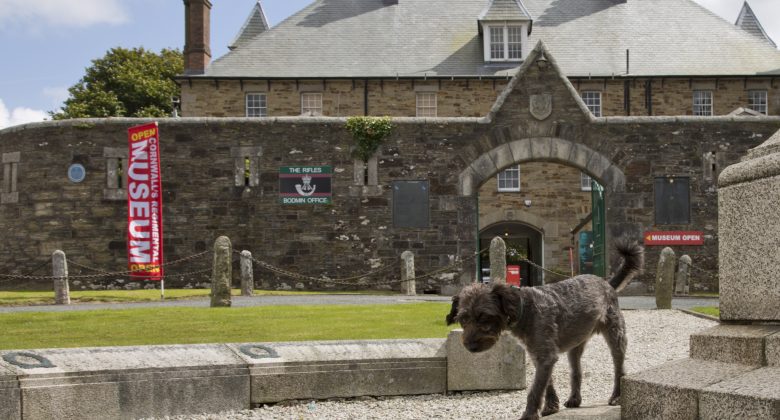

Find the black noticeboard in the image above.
[
  {"left": 654, "top": 177, "right": 690, "bottom": 225},
  {"left": 393, "top": 180, "right": 429, "bottom": 228}
]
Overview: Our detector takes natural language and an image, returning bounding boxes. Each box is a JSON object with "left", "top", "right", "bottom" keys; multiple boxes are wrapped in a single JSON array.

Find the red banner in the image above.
[
  {"left": 644, "top": 231, "right": 704, "bottom": 246},
  {"left": 127, "top": 123, "right": 164, "bottom": 280}
]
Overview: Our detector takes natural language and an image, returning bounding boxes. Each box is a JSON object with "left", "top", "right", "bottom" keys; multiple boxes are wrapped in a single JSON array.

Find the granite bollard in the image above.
[
  {"left": 240, "top": 250, "right": 254, "bottom": 297},
  {"left": 675, "top": 255, "right": 691, "bottom": 296},
  {"left": 52, "top": 250, "right": 70, "bottom": 305},
  {"left": 446, "top": 330, "right": 526, "bottom": 391},
  {"left": 211, "top": 236, "right": 232, "bottom": 307},
  {"left": 400, "top": 251, "right": 416, "bottom": 296},
  {"left": 490, "top": 236, "right": 507, "bottom": 284},
  {"left": 655, "top": 247, "right": 675, "bottom": 309}
]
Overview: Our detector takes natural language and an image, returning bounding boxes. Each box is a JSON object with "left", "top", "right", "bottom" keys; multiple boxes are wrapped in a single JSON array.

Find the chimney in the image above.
[{"left": 183, "top": 0, "right": 212, "bottom": 75}]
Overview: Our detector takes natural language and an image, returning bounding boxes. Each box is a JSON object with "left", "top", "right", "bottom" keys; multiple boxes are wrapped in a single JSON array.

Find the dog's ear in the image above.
[
  {"left": 490, "top": 283, "right": 513, "bottom": 317},
  {"left": 445, "top": 295, "right": 459, "bottom": 325}
]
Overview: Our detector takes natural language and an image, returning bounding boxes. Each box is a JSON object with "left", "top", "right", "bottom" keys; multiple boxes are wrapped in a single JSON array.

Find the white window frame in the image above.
[
  {"left": 580, "top": 172, "right": 593, "bottom": 191},
  {"left": 693, "top": 90, "right": 713, "bottom": 116},
  {"left": 748, "top": 90, "right": 768, "bottom": 115},
  {"left": 581, "top": 91, "right": 602, "bottom": 117},
  {"left": 245, "top": 93, "right": 267, "bottom": 117},
  {"left": 482, "top": 22, "right": 528, "bottom": 62},
  {"left": 301, "top": 92, "right": 323, "bottom": 116},
  {"left": 416, "top": 92, "right": 437, "bottom": 117},
  {"left": 497, "top": 165, "right": 521, "bottom": 192}
]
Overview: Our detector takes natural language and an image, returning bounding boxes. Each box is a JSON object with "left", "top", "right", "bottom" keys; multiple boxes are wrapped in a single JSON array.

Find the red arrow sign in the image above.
[{"left": 644, "top": 231, "right": 704, "bottom": 246}]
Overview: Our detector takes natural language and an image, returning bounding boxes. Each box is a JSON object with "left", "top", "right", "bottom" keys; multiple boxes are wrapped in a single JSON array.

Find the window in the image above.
[
  {"left": 231, "top": 147, "right": 262, "bottom": 187},
  {"left": 103, "top": 147, "right": 127, "bottom": 201},
  {"left": 301, "top": 93, "right": 322, "bottom": 115},
  {"left": 497, "top": 166, "right": 520, "bottom": 192},
  {"left": 581, "top": 91, "right": 602, "bottom": 117},
  {"left": 1, "top": 152, "right": 20, "bottom": 204},
  {"left": 693, "top": 91, "right": 713, "bottom": 116},
  {"left": 416, "top": 92, "right": 437, "bottom": 117},
  {"left": 487, "top": 25, "right": 523, "bottom": 61},
  {"left": 748, "top": 90, "right": 768, "bottom": 115},
  {"left": 246, "top": 93, "right": 267, "bottom": 117},
  {"left": 580, "top": 172, "right": 593, "bottom": 191},
  {"left": 654, "top": 177, "right": 690, "bottom": 225}
]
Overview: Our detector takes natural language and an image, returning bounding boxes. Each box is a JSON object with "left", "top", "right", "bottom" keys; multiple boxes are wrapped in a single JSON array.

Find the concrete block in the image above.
[
  {"left": 700, "top": 367, "right": 780, "bottom": 420},
  {"left": 446, "top": 330, "right": 526, "bottom": 392},
  {"left": 546, "top": 405, "right": 620, "bottom": 419},
  {"left": 690, "top": 324, "right": 780, "bottom": 366},
  {"left": 0, "top": 364, "right": 20, "bottom": 420},
  {"left": 621, "top": 358, "right": 754, "bottom": 420},
  {"left": 0, "top": 345, "right": 249, "bottom": 420},
  {"left": 767, "top": 332, "right": 780, "bottom": 366},
  {"left": 718, "top": 171, "right": 780, "bottom": 322},
  {"left": 228, "top": 339, "right": 447, "bottom": 404}
]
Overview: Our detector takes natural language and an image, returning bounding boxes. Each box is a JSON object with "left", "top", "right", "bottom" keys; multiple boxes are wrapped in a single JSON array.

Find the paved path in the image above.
[{"left": 0, "top": 294, "right": 717, "bottom": 313}]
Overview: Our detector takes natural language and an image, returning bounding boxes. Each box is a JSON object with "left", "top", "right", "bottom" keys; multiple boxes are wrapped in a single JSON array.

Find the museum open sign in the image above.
[
  {"left": 644, "top": 231, "right": 704, "bottom": 246},
  {"left": 279, "top": 166, "right": 332, "bottom": 204},
  {"left": 127, "top": 123, "right": 164, "bottom": 279}
]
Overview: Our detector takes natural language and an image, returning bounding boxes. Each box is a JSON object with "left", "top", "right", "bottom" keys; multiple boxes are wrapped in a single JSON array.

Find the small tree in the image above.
[{"left": 52, "top": 47, "right": 183, "bottom": 119}]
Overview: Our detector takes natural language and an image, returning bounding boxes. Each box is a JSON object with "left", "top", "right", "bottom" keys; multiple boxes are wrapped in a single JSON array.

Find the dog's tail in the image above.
[{"left": 608, "top": 238, "right": 644, "bottom": 292}]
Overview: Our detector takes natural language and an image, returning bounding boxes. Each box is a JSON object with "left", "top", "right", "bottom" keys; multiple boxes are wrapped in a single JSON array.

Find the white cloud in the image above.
[
  {"left": 0, "top": 99, "right": 48, "bottom": 130},
  {"left": 0, "top": 0, "right": 128, "bottom": 28}
]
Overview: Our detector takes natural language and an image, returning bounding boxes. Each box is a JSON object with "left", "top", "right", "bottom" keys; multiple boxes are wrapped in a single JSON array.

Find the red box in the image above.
[{"left": 506, "top": 265, "right": 521, "bottom": 286}]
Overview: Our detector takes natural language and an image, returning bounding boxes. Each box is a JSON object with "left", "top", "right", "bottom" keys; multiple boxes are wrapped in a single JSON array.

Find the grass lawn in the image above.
[
  {"left": 690, "top": 306, "right": 720, "bottom": 318},
  {"left": 0, "top": 303, "right": 455, "bottom": 350},
  {"left": 0, "top": 289, "right": 392, "bottom": 306}
]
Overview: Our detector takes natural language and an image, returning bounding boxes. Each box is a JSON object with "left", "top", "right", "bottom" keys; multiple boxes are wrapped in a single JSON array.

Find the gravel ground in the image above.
[{"left": 152, "top": 310, "right": 715, "bottom": 420}]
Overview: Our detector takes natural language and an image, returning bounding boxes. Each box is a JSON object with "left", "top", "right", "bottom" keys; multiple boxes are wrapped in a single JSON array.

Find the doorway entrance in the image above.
[{"left": 479, "top": 222, "right": 544, "bottom": 286}]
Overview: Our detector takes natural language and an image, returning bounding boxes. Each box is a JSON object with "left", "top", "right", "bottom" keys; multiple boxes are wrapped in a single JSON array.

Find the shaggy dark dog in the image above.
[{"left": 446, "top": 239, "right": 643, "bottom": 420}]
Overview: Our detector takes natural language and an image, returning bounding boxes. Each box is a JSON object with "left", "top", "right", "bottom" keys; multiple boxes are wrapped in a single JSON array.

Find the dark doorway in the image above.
[{"left": 479, "top": 222, "right": 544, "bottom": 286}]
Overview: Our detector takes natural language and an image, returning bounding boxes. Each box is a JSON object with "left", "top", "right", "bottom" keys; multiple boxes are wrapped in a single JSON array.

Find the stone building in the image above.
[
  {"left": 0, "top": 1, "right": 779, "bottom": 293},
  {"left": 177, "top": 0, "right": 780, "bottom": 290}
]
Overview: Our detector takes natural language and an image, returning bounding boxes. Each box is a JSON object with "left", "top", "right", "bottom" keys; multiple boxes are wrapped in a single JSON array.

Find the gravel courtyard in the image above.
[{"left": 153, "top": 310, "right": 715, "bottom": 420}]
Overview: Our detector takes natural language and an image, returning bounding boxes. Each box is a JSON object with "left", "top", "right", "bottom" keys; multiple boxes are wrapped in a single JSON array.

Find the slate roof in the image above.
[
  {"left": 479, "top": 0, "right": 533, "bottom": 22},
  {"left": 198, "top": 0, "right": 780, "bottom": 79},
  {"left": 228, "top": 1, "right": 270, "bottom": 50},
  {"left": 735, "top": 1, "right": 776, "bottom": 49}
]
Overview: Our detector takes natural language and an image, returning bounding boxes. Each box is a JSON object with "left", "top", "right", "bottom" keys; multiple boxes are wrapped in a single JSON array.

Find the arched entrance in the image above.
[{"left": 460, "top": 137, "right": 625, "bottom": 284}]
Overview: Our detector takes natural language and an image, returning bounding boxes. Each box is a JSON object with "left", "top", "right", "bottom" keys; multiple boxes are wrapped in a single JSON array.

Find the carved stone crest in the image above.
[{"left": 530, "top": 94, "right": 552, "bottom": 120}]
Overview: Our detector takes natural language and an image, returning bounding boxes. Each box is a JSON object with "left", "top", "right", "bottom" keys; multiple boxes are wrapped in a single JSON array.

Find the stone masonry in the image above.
[
  {"left": 181, "top": 77, "right": 780, "bottom": 118},
  {"left": 1, "top": 44, "right": 779, "bottom": 293}
]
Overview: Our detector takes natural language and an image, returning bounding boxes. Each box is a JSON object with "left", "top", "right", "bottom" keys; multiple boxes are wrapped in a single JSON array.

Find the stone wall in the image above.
[
  {"left": 181, "top": 77, "right": 780, "bottom": 118},
  {"left": 3, "top": 45, "right": 780, "bottom": 293}
]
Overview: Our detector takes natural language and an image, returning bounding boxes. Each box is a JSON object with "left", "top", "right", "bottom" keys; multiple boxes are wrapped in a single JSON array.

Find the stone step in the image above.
[
  {"left": 622, "top": 358, "right": 755, "bottom": 419},
  {"left": 545, "top": 405, "right": 620, "bottom": 419},
  {"left": 699, "top": 366, "right": 780, "bottom": 420},
  {"left": 623, "top": 358, "right": 780, "bottom": 419},
  {"left": 690, "top": 324, "right": 780, "bottom": 366}
]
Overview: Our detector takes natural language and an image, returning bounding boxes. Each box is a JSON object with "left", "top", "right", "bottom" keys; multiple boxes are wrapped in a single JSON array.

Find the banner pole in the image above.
[{"left": 161, "top": 278, "right": 165, "bottom": 300}]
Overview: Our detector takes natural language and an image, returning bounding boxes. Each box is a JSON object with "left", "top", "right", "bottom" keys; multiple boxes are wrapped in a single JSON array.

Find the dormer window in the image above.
[
  {"left": 479, "top": 1, "right": 533, "bottom": 63},
  {"left": 489, "top": 25, "right": 523, "bottom": 61}
]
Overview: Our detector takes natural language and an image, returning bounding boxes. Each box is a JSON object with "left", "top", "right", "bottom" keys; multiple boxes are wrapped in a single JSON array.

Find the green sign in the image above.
[{"left": 279, "top": 166, "right": 333, "bottom": 205}]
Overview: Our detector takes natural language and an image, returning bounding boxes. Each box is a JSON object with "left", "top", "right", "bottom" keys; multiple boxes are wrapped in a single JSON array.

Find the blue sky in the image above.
[{"left": 0, "top": 0, "right": 778, "bottom": 129}]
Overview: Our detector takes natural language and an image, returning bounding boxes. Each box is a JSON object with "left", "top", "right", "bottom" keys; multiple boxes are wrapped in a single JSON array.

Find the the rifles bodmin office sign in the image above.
[{"left": 279, "top": 166, "right": 333, "bottom": 204}]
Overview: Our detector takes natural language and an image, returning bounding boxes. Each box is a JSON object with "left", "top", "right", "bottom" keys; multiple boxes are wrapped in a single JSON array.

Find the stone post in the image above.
[
  {"left": 211, "top": 236, "right": 232, "bottom": 307},
  {"left": 400, "top": 251, "right": 416, "bottom": 296},
  {"left": 655, "top": 247, "right": 676, "bottom": 309},
  {"left": 490, "top": 237, "right": 507, "bottom": 284},
  {"left": 52, "top": 250, "right": 70, "bottom": 305},
  {"left": 240, "top": 250, "right": 254, "bottom": 297},
  {"left": 675, "top": 255, "right": 691, "bottom": 296}
]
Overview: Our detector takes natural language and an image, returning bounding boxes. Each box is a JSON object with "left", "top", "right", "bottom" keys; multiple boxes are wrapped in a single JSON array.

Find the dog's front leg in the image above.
[
  {"left": 521, "top": 355, "right": 558, "bottom": 420},
  {"left": 541, "top": 378, "right": 560, "bottom": 416}
]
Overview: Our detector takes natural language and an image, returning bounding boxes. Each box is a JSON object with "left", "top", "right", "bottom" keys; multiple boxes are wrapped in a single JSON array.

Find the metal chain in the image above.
[
  {"left": 519, "top": 257, "right": 571, "bottom": 279},
  {"left": 0, "top": 250, "right": 213, "bottom": 281},
  {"left": 678, "top": 259, "right": 718, "bottom": 278}
]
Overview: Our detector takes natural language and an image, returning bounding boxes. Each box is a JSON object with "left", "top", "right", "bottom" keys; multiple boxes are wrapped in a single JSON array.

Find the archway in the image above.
[{"left": 461, "top": 137, "right": 625, "bottom": 284}]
